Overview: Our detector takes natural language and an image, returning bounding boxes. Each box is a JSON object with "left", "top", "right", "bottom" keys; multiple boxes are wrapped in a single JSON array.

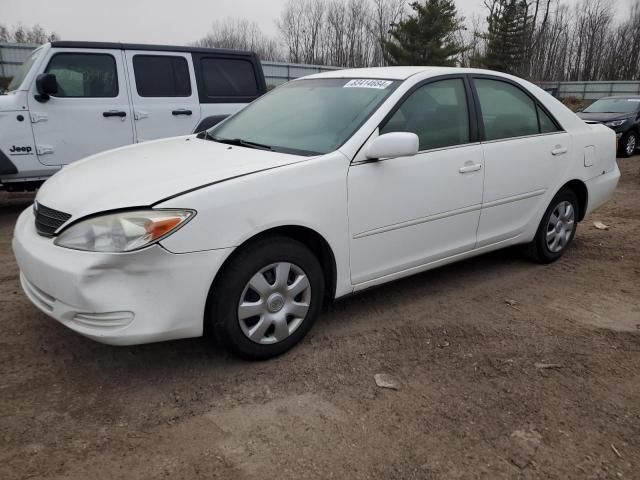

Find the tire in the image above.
[
  {"left": 526, "top": 189, "right": 579, "bottom": 264},
  {"left": 618, "top": 131, "right": 638, "bottom": 158},
  {"left": 207, "top": 236, "right": 324, "bottom": 360}
]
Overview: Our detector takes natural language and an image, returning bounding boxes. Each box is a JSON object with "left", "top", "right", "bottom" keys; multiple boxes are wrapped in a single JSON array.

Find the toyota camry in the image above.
[{"left": 13, "top": 67, "right": 620, "bottom": 359}]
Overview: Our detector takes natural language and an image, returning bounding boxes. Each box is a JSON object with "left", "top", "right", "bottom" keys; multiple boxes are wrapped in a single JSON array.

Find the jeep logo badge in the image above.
[{"left": 9, "top": 145, "right": 33, "bottom": 154}]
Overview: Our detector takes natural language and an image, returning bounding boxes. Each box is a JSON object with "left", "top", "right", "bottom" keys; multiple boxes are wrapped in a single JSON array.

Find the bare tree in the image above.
[
  {"left": 276, "top": 0, "right": 307, "bottom": 63},
  {"left": 12, "top": 24, "right": 27, "bottom": 43},
  {"left": 276, "top": 0, "right": 406, "bottom": 67},
  {"left": 0, "top": 23, "right": 59, "bottom": 44},
  {"left": 370, "top": 0, "right": 406, "bottom": 66},
  {"left": 194, "top": 18, "right": 283, "bottom": 61},
  {"left": 0, "top": 25, "right": 10, "bottom": 43}
]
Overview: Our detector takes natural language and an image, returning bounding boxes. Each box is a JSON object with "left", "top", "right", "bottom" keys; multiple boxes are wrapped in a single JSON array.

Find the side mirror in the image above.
[
  {"left": 365, "top": 132, "right": 419, "bottom": 161},
  {"left": 35, "top": 73, "right": 58, "bottom": 102}
]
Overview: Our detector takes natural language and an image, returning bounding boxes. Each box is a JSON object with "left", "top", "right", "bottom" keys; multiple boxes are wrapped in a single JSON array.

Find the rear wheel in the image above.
[
  {"left": 526, "top": 189, "right": 578, "bottom": 264},
  {"left": 207, "top": 236, "right": 324, "bottom": 360},
  {"left": 619, "top": 131, "right": 638, "bottom": 158}
]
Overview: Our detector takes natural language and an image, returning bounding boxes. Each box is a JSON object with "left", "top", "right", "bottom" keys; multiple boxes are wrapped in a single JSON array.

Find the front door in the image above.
[
  {"left": 125, "top": 51, "right": 200, "bottom": 142},
  {"left": 29, "top": 48, "right": 134, "bottom": 166},
  {"left": 348, "top": 77, "right": 484, "bottom": 285}
]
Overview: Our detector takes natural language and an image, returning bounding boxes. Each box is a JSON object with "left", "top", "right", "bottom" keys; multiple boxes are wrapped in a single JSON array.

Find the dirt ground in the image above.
[{"left": 1, "top": 157, "right": 639, "bottom": 480}]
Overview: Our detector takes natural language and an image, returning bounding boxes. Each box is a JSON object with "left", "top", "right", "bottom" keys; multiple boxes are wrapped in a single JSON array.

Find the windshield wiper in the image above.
[{"left": 209, "top": 136, "right": 273, "bottom": 151}]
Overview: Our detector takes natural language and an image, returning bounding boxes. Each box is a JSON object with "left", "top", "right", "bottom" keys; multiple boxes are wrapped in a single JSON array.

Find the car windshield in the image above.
[
  {"left": 208, "top": 78, "right": 399, "bottom": 155},
  {"left": 7, "top": 47, "right": 43, "bottom": 92},
  {"left": 583, "top": 98, "right": 640, "bottom": 114}
]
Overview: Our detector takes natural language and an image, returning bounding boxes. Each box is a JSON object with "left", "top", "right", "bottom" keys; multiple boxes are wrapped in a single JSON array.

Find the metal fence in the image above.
[
  {"left": 0, "top": 43, "right": 38, "bottom": 78},
  {"left": 261, "top": 61, "right": 340, "bottom": 86},
  {"left": 538, "top": 81, "right": 640, "bottom": 101},
  {"left": 0, "top": 43, "right": 341, "bottom": 87}
]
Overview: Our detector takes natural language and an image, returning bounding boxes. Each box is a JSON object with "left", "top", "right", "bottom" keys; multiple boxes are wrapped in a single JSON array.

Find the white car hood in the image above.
[{"left": 36, "top": 135, "right": 308, "bottom": 220}]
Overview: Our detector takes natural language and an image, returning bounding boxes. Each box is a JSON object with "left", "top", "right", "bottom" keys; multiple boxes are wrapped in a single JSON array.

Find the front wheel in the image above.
[
  {"left": 207, "top": 236, "right": 324, "bottom": 360},
  {"left": 619, "top": 131, "right": 638, "bottom": 158},
  {"left": 526, "top": 189, "right": 578, "bottom": 264}
]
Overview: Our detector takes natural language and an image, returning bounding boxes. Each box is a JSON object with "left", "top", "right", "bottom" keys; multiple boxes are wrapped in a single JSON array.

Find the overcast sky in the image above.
[{"left": 1, "top": 0, "right": 628, "bottom": 46}]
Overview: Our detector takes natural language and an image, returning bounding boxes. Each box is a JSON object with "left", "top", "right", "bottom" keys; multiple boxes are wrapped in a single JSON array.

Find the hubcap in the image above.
[
  {"left": 626, "top": 134, "right": 637, "bottom": 156},
  {"left": 238, "top": 262, "right": 311, "bottom": 345},
  {"left": 546, "top": 201, "right": 575, "bottom": 253}
]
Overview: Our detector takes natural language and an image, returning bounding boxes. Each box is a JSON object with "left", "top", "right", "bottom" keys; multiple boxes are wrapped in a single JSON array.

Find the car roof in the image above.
[
  {"left": 302, "top": 66, "right": 516, "bottom": 81},
  {"left": 49, "top": 41, "right": 257, "bottom": 57}
]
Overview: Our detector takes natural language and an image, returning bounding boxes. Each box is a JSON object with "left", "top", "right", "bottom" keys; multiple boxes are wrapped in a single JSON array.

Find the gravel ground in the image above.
[{"left": 1, "top": 157, "right": 639, "bottom": 480}]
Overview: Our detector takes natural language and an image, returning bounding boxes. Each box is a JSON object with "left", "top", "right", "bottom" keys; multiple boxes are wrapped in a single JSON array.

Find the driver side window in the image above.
[
  {"left": 380, "top": 78, "right": 470, "bottom": 151},
  {"left": 45, "top": 53, "right": 118, "bottom": 98}
]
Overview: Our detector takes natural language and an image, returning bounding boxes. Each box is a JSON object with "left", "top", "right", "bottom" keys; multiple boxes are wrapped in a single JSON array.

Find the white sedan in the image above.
[{"left": 13, "top": 67, "right": 619, "bottom": 359}]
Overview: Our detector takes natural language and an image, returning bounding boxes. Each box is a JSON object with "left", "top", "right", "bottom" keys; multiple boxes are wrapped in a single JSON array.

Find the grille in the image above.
[{"left": 34, "top": 202, "right": 71, "bottom": 237}]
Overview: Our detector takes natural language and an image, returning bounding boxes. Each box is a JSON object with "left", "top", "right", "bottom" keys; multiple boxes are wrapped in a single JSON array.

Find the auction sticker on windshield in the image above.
[{"left": 344, "top": 79, "right": 393, "bottom": 89}]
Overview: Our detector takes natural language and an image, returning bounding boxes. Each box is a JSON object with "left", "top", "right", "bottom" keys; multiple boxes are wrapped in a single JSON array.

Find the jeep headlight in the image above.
[{"left": 54, "top": 209, "right": 194, "bottom": 252}]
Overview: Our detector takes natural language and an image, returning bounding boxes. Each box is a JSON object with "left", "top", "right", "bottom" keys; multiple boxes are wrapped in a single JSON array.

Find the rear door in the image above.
[
  {"left": 125, "top": 50, "right": 200, "bottom": 142},
  {"left": 472, "top": 76, "right": 570, "bottom": 247},
  {"left": 28, "top": 48, "right": 134, "bottom": 166}
]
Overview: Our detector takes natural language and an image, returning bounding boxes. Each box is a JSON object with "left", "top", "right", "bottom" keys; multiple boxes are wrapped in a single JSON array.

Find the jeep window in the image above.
[
  {"left": 45, "top": 53, "right": 118, "bottom": 98},
  {"left": 209, "top": 78, "right": 399, "bottom": 155},
  {"left": 7, "top": 47, "right": 43, "bottom": 92},
  {"left": 133, "top": 55, "right": 191, "bottom": 97},
  {"left": 200, "top": 58, "right": 258, "bottom": 98}
]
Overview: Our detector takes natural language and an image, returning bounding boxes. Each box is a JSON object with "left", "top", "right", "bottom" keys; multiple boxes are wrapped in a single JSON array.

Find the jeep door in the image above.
[
  {"left": 124, "top": 50, "right": 200, "bottom": 142},
  {"left": 28, "top": 48, "right": 134, "bottom": 166}
]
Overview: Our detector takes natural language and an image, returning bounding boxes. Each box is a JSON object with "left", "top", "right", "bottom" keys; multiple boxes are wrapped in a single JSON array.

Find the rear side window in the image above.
[
  {"left": 132, "top": 55, "right": 191, "bottom": 97},
  {"left": 538, "top": 105, "right": 560, "bottom": 133},
  {"left": 46, "top": 53, "right": 118, "bottom": 98},
  {"left": 381, "top": 78, "right": 470, "bottom": 151},
  {"left": 475, "top": 79, "right": 539, "bottom": 141},
  {"left": 199, "top": 58, "right": 259, "bottom": 98}
]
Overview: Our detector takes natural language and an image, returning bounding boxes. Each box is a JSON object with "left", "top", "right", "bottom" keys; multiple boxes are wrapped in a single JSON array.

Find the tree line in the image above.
[
  {"left": 0, "top": 23, "right": 59, "bottom": 44},
  {"left": 195, "top": 0, "right": 640, "bottom": 82},
  {"left": 2, "top": 1, "right": 638, "bottom": 82},
  {"left": 463, "top": 0, "right": 640, "bottom": 81}
]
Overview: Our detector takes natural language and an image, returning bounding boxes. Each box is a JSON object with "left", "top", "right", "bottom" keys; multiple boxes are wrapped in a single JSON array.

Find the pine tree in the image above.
[
  {"left": 478, "top": 0, "right": 531, "bottom": 75},
  {"left": 384, "top": 0, "right": 466, "bottom": 66}
]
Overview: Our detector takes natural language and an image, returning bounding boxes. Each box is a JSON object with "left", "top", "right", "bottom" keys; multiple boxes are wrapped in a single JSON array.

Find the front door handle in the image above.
[
  {"left": 172, "top": 109, "right": 193, "bottom": 116},
  {"left": 103, "top": 110, "right": 127, "bottom": 118},
  {"left": 459, "top": 162, "right": 482, "bottom": 174},
  {"left": 551, "top": 146, "right": 568, "bottom": 156}
]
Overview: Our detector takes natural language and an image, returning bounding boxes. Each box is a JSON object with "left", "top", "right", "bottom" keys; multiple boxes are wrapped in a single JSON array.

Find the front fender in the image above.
[{"left": 157, "top": 152, "right": 353, "bottom": 298}]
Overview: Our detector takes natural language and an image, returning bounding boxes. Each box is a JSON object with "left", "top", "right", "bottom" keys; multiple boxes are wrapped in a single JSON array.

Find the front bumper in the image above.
[{"left": 12, "top": 207, "right": 232, "bottom": 345}]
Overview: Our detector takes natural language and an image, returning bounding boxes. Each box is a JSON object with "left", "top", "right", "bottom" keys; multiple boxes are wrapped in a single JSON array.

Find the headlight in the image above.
[
  {"left": 605, "top": 119, "right": 627, "bottom": 127},
  {"left": 54, "top": 209, "right": 194, "bottom": 252}
]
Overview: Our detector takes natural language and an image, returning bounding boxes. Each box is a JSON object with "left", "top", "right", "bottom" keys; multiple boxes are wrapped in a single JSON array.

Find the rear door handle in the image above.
[
  {"left": 551, "top": 146, "right": 568, "bottom": 156},
  {"left": 459, "top": 162, "right": 482, "bottom": 174},
  {"left": 103, "top": 110, "right": 127, "bottom": 118},
  {"left": 172, "top": 109, "right": 193, "bottom": 116}
]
